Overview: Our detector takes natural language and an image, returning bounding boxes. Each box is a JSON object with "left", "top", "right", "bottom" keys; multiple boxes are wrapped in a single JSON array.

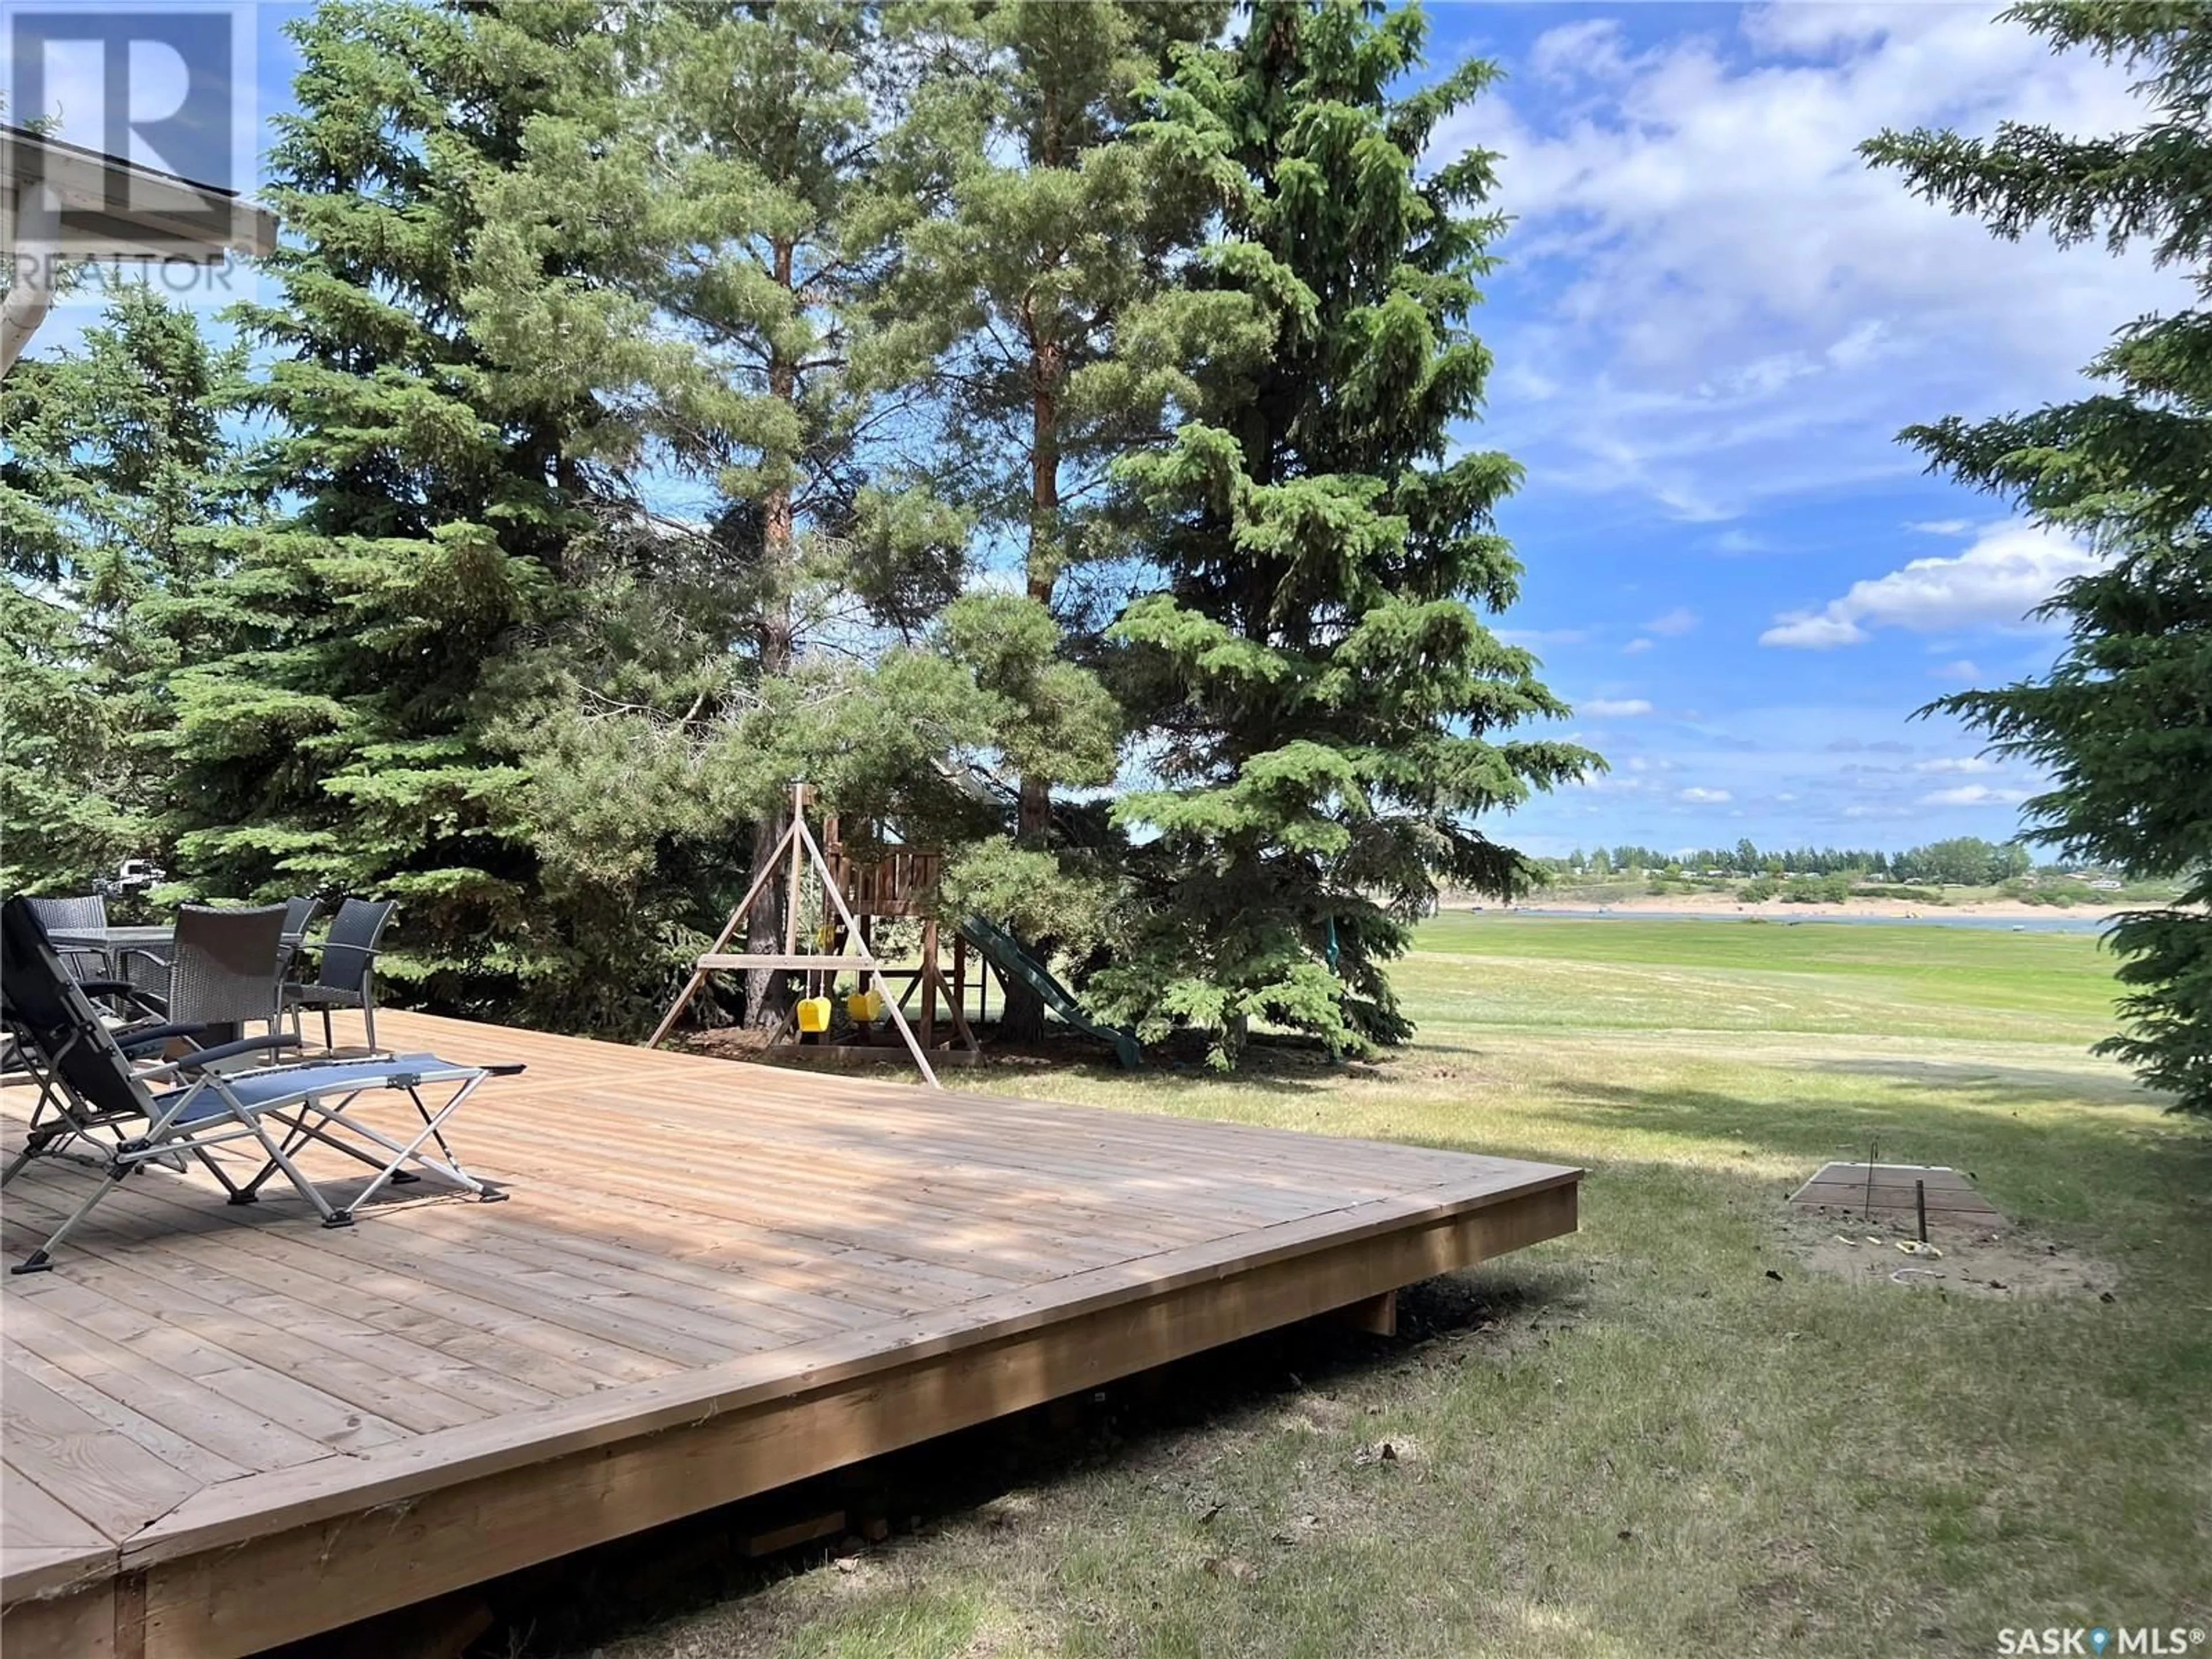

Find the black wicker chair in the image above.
[
  {"left": 161, "top": 903, "right": 292, "bottom": 1039},
  {"left": 278, "top": 896, "right": 321, "bottom": 977},
  {"left": 285, "top": 897, "right": 393, "bottom": 1054},
  {"left": 24, "top": 894, "right": 108, "bottom": 982}
]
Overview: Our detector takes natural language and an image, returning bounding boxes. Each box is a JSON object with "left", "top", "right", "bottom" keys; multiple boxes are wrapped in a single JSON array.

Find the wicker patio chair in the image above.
[
  {"left": 278, "top": 895, "right": 322, "bottom": 978},
  {"left": 285, "top": 897, "right": 393, "bottom": 1053},
  {"left": 160, "top": 903, "right": 292, "bottom": 1039},
  {"left": 24, "top": 894, "right": 108, "bottom": 982}
]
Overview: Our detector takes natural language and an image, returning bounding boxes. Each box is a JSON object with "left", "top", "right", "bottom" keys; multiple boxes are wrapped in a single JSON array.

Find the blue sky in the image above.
[
  {"left": 1415, "top": 2, "right": 2188, "bottom": 857},
  {"left": 14, "top": 3, "right": 2187, "bottom": 859}
]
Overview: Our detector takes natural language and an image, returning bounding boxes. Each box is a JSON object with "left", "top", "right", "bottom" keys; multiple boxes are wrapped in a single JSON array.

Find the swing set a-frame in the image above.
[{"left": 643, "top": 783, "right": 972, "bottom": 1088}]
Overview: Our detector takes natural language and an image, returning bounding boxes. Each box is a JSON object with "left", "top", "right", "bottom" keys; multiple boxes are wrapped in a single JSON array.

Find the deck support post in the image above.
[{"left": 1332, "top": 1289, "right": 1397, "bottom": 1338}]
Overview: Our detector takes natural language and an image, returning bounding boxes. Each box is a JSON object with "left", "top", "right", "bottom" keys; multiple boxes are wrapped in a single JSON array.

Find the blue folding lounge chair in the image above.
[{"left": 1, "top": 896, "right": 518, "bottom": 1274}]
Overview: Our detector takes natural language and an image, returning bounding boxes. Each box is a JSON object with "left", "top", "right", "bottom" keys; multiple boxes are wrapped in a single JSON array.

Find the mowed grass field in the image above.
[{"left": 582, "top": 917, "right": 2212, "bottom": 1659}]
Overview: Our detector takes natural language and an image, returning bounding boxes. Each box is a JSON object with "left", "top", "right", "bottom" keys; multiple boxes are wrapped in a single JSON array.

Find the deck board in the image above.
[{"left": 0, "top": 1010, "right": 1580, "bottom": 1658}]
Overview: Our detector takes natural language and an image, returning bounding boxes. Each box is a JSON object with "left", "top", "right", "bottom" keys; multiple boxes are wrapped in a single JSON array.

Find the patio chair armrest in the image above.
[
  {"left": 115, "top": 1022, "right": 211, "bottom": 1055},
  {"left": 85, "top": 980, "right": 171, "bottom": 1020},
  {"left": 483, "top": 1062, "right": 528, "bottom": 1077},
  {"left": 102, "top": 963, "right": 171, "bottom": 1014},
  {"left": 140, "top": 1032, "right": 305, "bottom": 1080}
]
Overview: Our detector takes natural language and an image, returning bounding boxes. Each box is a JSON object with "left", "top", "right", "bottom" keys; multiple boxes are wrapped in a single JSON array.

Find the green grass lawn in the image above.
[
  {"left": 1403, "top": 914, "right": 2120, "bottom": 1044},
  {"left": 581, "top": 918, "right": 2212, "bottom": 1659}
]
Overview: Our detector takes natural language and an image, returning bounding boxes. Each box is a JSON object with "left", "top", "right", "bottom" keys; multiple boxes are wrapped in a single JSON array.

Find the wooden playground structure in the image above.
[{"left": 646, "top": 786, "right": 1002, "bottom": 1082}]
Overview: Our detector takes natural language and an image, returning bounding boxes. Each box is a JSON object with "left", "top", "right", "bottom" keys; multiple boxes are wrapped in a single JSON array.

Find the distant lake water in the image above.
[{"left": 1493, "top": 907, "right": 2112, "bottom": 935}]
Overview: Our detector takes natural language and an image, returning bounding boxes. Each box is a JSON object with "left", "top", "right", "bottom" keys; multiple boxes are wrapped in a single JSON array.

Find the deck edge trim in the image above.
[{"left": 113, "top": 1166, "right": 1581, "bottom": 1573}]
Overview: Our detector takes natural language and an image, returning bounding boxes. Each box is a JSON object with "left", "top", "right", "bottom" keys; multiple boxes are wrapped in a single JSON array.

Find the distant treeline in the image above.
[{"left": 1545, "top": 838, "right": 2056, "bottom": 887}]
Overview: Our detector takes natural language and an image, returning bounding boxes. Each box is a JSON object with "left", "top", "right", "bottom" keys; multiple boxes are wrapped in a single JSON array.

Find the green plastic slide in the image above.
[{"left": 957, "top": 915, "right": 1142, "bottom": 1070}]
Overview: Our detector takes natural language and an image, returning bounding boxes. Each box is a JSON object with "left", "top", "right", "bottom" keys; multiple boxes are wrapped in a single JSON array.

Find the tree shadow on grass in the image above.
[
  {"left": 1517, "top": 1069, "right": 2212, "bottom": 1236},
  {"left": 1801, "top": 1054, "right": 2153, "bottom": 1107}
]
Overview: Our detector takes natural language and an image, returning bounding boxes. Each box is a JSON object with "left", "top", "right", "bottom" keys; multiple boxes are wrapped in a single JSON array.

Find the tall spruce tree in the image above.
[
  {"left": 878, "top": 0, "right": 1225, "bottom": 1038},
  {"left": 156, "top": 0, "right": 613, "bottom": 1011},
  {"left": 1, "top": 287, "right": 252, "bottom": 894},
  {"left": 1865, "top": 2, "right": 2212, "bottom": 1113},
  {"left": 1095, "top": 1, "right": 1595, "bottom": 1065},
  {"left": 467, "top": 1, "right": 938, "bottom": 1027}
]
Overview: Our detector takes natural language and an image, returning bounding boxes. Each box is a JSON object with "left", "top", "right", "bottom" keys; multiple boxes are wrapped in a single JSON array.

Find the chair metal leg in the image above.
[
  {"left": 13, "top": 1161, "right": 132, "bottom": 1273},
  {"left": 323, "top": 1078, "right": 499, "bottom": 1220},
  {"left": 228, "top": 1105, "right": 343, "bottom": 1225},
  {"left": 1, "top": 1028, "right": 129, "bottom": 1185},
  {"left": 241, "top": 1100, "right": 406, "bottom": 1190},
  {"left": 2, "top": 1129, "right": 63, "bottom": 1187}
]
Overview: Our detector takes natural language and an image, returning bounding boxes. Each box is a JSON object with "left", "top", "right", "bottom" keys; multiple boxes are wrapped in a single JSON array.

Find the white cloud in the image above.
[
  {"left": 1760, "top": 521, "right": 2101, "bottom": 648},
  {"left": 1434, "top": 9, "right": 2191, "bottom": 516},
  {"left": 1679, "top": 786, "right": 1732, "bottom": 804},
  {"left": 1529, "top": 18, "right": 1633, "bottom": 86},
  {"left": 1908, "top": 518, "right": 1975, "bottom": 536},
  {"left": 1759, "top": 612, "right": 1868, "bottom": 648},
  {"left": 1737, "top": 3, "right": 1900, "bottom": 57},
  {"left": 1622, "top": 637, "right": 1654, "bottom": 654},
  {"left": 1930, "top": 658, "right": 1984, "bottom": 683},
  {"left": 1645, "top": 606, "right": 1699, "bottom": 637},
  {"left": 1921, "top": 783, "right": 2030, "bottom": 806},
  {"left": 1912, "top": 756, "right": 1995, "bottom": 775},
  {"left": 1583, "top": 697, "right": 1655, "bottom": 717}
]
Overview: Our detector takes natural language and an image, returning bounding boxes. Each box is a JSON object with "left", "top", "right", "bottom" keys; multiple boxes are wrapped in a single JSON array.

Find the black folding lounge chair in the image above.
[
  {"left": 1, "top": 983, "right": 198, "bottom": 1161},
  {"left": 1, "top": 897, "right": 518, "bottom": 1273}
]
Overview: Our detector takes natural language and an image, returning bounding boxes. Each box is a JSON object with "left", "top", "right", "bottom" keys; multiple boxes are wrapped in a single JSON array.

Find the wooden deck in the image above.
[{"left": 0, "top": 1010, "right": 1580, "bottom": 1658}]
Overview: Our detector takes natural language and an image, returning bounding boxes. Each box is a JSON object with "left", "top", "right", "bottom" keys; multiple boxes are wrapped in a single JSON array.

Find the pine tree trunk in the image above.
[
  {"left": 999, "top": 339, "right": 1062, "bottom": 1046},
  {"left": 746, "top": 237, "right": 801, "bottom": 1032},
  {"left": 743, "top": 803, "right": 790, "bottom": 1028}
]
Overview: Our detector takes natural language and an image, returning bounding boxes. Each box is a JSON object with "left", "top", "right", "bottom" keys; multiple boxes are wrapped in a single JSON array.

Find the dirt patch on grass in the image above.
[
  {"left": 1784, "top": 1211, "right": 2120, "bottom": 1300},
  {"left": 677, "top": 1022, "right": 1131, "bottom": 1071}
]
